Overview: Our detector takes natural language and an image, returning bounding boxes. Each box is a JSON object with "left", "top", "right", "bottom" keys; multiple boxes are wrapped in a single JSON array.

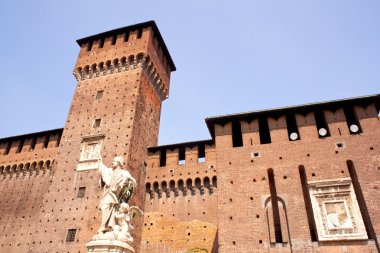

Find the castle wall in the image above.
[
  {"left": 142, "top": 143, "right": 218, "bottom": 253},
  {"left": 214, "top": 104, "right": 380, "bottom": 253}
]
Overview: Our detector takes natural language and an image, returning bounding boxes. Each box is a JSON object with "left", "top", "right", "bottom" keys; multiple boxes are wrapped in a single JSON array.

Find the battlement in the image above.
[
  {"left": 74, "top": 21, "right": 176, "bottom": 101},
  {"left": 0, "top": 128, "right": 62, "bottom": 177},
  {"left": 206, "top": 94, "right": 380, "bottom": 147}
]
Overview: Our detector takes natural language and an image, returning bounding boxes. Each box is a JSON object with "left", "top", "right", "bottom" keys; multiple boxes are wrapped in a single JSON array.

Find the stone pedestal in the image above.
[{"left": 86, "top": 240, "right": 135, "bottom": 253}]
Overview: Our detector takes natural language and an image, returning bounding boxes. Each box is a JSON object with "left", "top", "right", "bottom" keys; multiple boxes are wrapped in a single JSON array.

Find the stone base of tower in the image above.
[{"left": 86, "top": 240, "right": 135, "bottom": 253}]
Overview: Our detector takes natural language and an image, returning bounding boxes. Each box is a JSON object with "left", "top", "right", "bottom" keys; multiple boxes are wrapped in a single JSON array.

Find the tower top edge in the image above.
[{"left": 76, "top": 20, "right": 176, "bottom": 71}]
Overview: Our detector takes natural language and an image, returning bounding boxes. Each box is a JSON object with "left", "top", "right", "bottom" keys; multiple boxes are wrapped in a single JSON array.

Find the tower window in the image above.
[
  {"left": 286, "top": 114, "right": 300, "bottom": 141},
  {"left": 93, "top": 118, "right": 101, "bottom": 128},
  {"left": 259, "top": 118, "right": 271, "bottom": 144},
  {"left": 124, "top": 32, "right": 130, "bottom": 42},
  {"left": 3, "top": 141, "right": 11, "bottom": 155},
  {"left": 178, "top": 147, "right": 185, "bottom": 165},
  {"left": 137, "top": 28, "right": 143, "bottom": 39},
  {"left": 66, "top": 229, "right": 77, "bottom": 242},
  {"left": 343, "top": 107, "right": 362, "bottom": 134},
  {"left": 198, "top": 144, "right": 205, "bottom": 163},
  {"left": 96, "top": 90, "right": 104, "bottom": 99},
  {"left": 159, "top": 149, "right": 166, "bottom": 167},
  {"left": 111, "top": 35, "right": 117, "bottom": 45},
  {"left": 314, "top": 110, "right": 330, "bottom": 138},
  {"left": 43, "top": 134, "right": 50, "bottom": 149},
  {"left": 86, "top": 41, "right": 93, "bottom": 52},
  {"left": 99, "top": 38, "right": 104, "bottom": 48},
  {"left": 232, "top": 121, "right": 243, "bottom": 147},
  {"left": 16, "top": 139, "right": 25, "bottom": 153},
  {"left": 77, "top": 187, "right": 86, "bottom": 198},
  {"left": 30, "top": 136, "right": 37, "bottom": 151}
]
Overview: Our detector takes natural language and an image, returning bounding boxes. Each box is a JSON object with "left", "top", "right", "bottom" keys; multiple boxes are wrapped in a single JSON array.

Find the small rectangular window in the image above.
[
  {"left": 16, "top": 139, "right": 25, "bottom": 153},
  {"left": 232, "top": 121, "right": 243, "bottom": 147},
  {"left": 111, "top": 35, "right": 117, "bottom": 45},
  {"left": 99, "top": 38, "right": 104, "bottom": 48},
  {"left": 96, "top": 90, "right": 104, "bottom": 99},
  {"left": 259, "top": 118, "right": 271, "bottom": 144},
  {"left": 77, "top": 187, "right": 86, "bottom": 198},
  {"left": 87, "top": 41, "right": 93, "bottom": 52},
  {"left": 93, "top": 118, "right": 101, "bottom": 128},
  {"left": 198, "top": 144, "right": 206, "bottom": 163},
  {"left": 43, "top": 134, "right": 50, "bottom": 149},
  {"left": 178, "top": 147, "right": 185, "bottom": 165},
  {"left": 30, "top": 136, "right": 37, "bottom": 151},
  {"left": 66, "top": 229, "right": 77, "bottom": 242},
  {"left": 159, "top": 149, "right": 166, "bottom": 167},
  {"left": 4, "top": 141, "right": 11, "bottom": 155}
]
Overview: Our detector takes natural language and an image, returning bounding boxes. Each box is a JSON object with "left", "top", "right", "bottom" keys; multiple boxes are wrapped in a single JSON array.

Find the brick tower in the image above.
[{"left": 28, "top": 21, "right": 175, "bottom": 253}]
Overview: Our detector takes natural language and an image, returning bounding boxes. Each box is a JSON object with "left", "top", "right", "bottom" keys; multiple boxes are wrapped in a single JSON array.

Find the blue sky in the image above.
[{"left": 0, "top": 1, "right": 379, "bottom": 144}]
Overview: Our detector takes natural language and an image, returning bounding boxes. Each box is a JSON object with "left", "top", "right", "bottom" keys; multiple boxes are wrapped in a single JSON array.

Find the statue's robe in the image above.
[{"left": 98, "top": 163, "right": 133, "bottom": 232}]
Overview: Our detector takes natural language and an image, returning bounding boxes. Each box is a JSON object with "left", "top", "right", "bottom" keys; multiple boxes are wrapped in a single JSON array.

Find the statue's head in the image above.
[{"left": 112, "top": 156, "right": 124, "bottom": 169}]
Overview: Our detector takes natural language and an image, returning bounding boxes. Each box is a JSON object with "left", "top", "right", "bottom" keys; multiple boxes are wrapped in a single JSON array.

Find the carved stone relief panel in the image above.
[
  {"left": 308, "top": 178, "right": 368, "bottom": 241},
  {"left": 77, "top": 134, "right": 105, "bottom": 171}
]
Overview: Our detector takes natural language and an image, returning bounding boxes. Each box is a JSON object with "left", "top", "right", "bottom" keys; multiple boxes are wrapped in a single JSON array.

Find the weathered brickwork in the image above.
[{"left": 0, "top": 21, "right": 379, "bottom": 253}]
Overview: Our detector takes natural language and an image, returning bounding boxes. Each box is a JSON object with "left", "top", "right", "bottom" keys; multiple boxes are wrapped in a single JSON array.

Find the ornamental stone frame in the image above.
[
  {"left": 77, "top": 134, "right": 105, "bottom": 171},
  {"left": 308, "top": 178, "right": 368, "bottom": 241}
]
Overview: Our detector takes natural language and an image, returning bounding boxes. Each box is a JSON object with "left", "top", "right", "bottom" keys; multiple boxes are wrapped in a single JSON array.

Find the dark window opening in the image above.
[
  {"left": 111, "top": 35, "right": 117, "bottom": 45},
  {"left": 259, "top": 118, "right": 271, "bottom": 144},
  {"left": 30, "top": 136, "right": 37, "bottom": 151},
  {"left": 56, "top": 132, "right": 62, "bottom": 147},
  {"left": 124, "top": 32, "right": 129, "bottom": 42},
  {"left": 178, "top": 147, "right": 185, "bottom": 165},
  {"left": 286, "top": 114, "right": 300, "bottom": 141},
  {"left": 99, "top": 38, "right": 104, "bottom": 48},
  {"left": 43, "top": 135, "right": 50, "bottom": 149},
  {"left": 299, "top": 165, "right": 318, "bottom": 241},
  {"left": 343, "top": 107, "right": 362, "bottom": 134},
  {"left": 4, "top": 141, "right": 12, "bottom": 155},
  {"left": 137, "top": 29, "right": 143, "bottom": 39},
  {"left": 314, "top": 110, "right": 330, "bottom": 137},
  {"left": 212, "top": 176, "right": 217, "bottom": 188},
  {"left": 232, "top": 121, "right": 243, "bottom": 147},
  {"left": 77, "top": 187, "right": 86, "bottom": 198},
  {"left": 159, "top": 149, "right": 166, "bottom": 167},
  {"left": 96, "top": 90, "right": 104, "bottom": 99},
  {"left": 66, "top": 229, "right": 77, "bottom": 242},
  {"left": 93, "top": 119, "right": 101, "bottom": 128},
  {"left": 347, "top": 160, "right": 377, "bottom": 246},
  {"left": 268, "top": 169, "right": 283, "bottom": 243},
  {"left": 198, "top": 144, "right": 205, "bottom": 163},
  {"left": 86, "top": 41, "right": 93, "bottom": 52},
  {"left": 16, "top": 139, "right": 25, "bottom": 153}
]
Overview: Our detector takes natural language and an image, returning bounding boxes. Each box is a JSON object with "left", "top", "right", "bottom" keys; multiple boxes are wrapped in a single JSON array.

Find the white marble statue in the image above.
[{"left": 92, "top": 156, "right": 143, "bottom": 242}]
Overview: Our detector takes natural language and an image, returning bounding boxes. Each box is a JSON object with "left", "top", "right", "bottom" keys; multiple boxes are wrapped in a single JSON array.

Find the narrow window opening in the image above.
[
  {"left": 178, "top": 147, "right": 185, "bottom": 165},
  {"left": 77, "top": 187, "right": 86, "bottom": 198},
  {"left": 99, "top": 38, "right": 104, "bottom": 48},
  {"left": 159, "top": 149, "right": 166, "bottom": 167},
  {"left": 124, "top": 32, "right": 129, "bottom": 42},
  {"left": 111, "top": 35, "right": 117, "bottom": 45},
  {"left": 314, "top": 110, "right": 330, "bottom": 137},
  {"left": 299, "top": 165, "right": 318, "bottom": 241},
  {"left": 347, "top": 160, "right": 377, "bottom": 244},
  {"left": 343, "top": 107, "right": 362, "bottom": 134},
  {"left": 259, "top": 118, "right": 271, "bottom": 144},
  {"left": 267, "top": 169, "right": 283, "bottom": 243},
  {"left": 16, "top": 139, "right": 25, "bottom": 153},
  {"left": 96, "top": 90, "right": 104, "bottom": 99},
  {"left": 197, "top": 144, "right": 205, "bottom": 163},
  {"left": 232, "top": 121, "right": 243, "bottom": 147},
  {"left": 56, "top": 132, "right": 62, "bottom": 147},
  {"left": 286, "top": 114, "right": 300, "bottom": 141},
  {"left": 4, "top": 141, "right": 12, "bottom": 155},
  {"left": 43, "top": 134, "right": 50, "bottom": 149},
  {"left": 137, "top": 29, "right": 143, "bottom": 39},
  {"left": 93, "top": 119, "right": 101, "bottom": 128},
  {"left": 86, "top": 41, "right": 93, "bottom": 52},
  {"left": 65, "top": 229, "right": 77, "bottom": 242},
  {"left": 30, "top": 136, "right": 36, "bottom": 151}
]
